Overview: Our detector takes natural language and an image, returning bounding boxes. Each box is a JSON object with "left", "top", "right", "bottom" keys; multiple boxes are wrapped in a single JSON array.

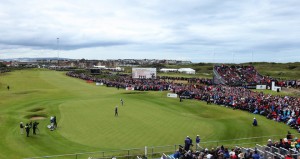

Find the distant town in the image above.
[{"left": 0, "top": 58, "right": 192, "bottom": 68}]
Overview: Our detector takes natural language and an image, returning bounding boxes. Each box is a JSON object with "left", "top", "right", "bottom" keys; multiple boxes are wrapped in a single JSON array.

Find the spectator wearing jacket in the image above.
[{"left": 196, "top": 135, "right": 201, "bottom": 150}]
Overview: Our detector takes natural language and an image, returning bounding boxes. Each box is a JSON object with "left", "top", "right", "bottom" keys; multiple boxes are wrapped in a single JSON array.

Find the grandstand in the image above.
[
  {"left": 212, "top": 64, "right": 300, "bottom": 90},
  {"left": 213, "top": 65, "right": 271, "bottom": 87}
]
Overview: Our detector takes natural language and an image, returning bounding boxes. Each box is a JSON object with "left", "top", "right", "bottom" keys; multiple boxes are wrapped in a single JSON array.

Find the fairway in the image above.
[{"left": 0, "top": 69, "right": 296, "bottom": 158}]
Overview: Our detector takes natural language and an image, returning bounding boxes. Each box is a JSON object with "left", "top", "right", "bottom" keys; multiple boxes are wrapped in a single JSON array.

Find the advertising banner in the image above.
[
  {"left": 167, "top": 93, "right": 178, "bottom": 98},
  {"left": 256, "top": 85, "right": 267, "bottom": 90}
]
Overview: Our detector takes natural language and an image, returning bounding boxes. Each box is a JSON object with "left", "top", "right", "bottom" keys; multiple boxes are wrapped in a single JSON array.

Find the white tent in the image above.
[
  {"left": 178, "top": 68, "right": 196, "bottom": 74},
  {"left": 160, "top": 68, "right": 178, "bottom": 72}
]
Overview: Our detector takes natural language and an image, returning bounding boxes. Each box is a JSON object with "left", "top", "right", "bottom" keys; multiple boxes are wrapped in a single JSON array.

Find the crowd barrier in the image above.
[{"left": 24, "top": 134, "right": 296, "bottom": 159}]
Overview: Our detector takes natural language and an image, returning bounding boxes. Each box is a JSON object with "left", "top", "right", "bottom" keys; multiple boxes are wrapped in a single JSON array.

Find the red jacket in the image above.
[{"left": 297, "top": 117, "right": 300, "bottom": 125}]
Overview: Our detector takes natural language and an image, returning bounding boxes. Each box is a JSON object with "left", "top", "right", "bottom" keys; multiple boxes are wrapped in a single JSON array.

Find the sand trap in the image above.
[{"left": 30, "top": 116, "right": 46, "bottom": 120}]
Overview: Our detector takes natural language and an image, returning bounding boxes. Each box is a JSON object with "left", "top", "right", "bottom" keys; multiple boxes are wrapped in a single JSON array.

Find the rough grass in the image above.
[{"left": 0, "top": 69, "right": 298, "bottom": 158}]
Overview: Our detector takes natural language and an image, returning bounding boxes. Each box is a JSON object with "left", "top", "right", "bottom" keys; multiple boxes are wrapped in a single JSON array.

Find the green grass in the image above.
[
  {"left": 251, "top": 62, "right": 300, "bottom": 80},
  {"left": 253, "top": 89, "right": 300, "bottom": 97},
  {"left": 0, "top": 69, "right": 297, "bottom": 158}
]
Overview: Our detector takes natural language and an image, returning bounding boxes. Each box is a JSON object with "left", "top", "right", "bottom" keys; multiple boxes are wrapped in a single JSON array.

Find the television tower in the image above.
[{"left": 57, "top": 38, "right": 59, "bottom": 66}]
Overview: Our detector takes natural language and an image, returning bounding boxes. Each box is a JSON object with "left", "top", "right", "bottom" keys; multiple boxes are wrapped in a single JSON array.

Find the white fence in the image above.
[{"left": 24, "top": 134, "right": 299, "bottom": 159}]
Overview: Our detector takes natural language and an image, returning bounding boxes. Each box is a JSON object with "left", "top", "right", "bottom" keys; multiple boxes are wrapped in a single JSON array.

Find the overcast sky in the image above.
[{"left": 0, "top": 0, "right": 300, "bottom": 63}]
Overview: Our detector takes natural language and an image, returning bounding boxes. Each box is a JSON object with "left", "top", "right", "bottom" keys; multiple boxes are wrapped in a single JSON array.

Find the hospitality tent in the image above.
[{"left": 178, "top": 68, "right": 196, "bottom": 74}]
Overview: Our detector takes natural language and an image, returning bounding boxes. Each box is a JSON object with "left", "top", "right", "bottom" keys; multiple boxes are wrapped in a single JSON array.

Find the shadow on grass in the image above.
[
  {"left": 13, "top": 90, "right": 40, "bottom": 95},
  {"left": 28, "top": 107, "right": 45, "bottom": 112}
]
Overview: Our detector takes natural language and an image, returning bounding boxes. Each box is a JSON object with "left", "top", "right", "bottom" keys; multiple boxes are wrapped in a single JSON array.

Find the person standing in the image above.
[
  {"left": 53, "top": 116, "right": 57, "bottom": 129},
  {"left": 184, "top": 136, "right": 191, "bottom": 151},
  {"left": 115, "top": 106, "right": 118, "bottom": 117},
  {"left": 50, "top": 116, "right": 54, "bottom": 131},
  {"left": 253, "top": 117, "right": 258, "bottom": 126},
  {"left": 7, "top": 85, "right": 10, "bottom": 91},
  {"left": 29, "top": 121, "right": 33, "bottom": 129},
  {"left": 120, "top": 99, "right": 124, "bottom": 106},
  {"left": 25, "top": 123, "right": 30, "bottom": 137},
  {"left": 196, "top": 135, "right": 201, "bottom": 150},
  {"left": 20, "top": 122, "right": 24, "bottom": 134},
  {"left": 207, "top": 96, "right": 211, "bottom": 104},
  {"left": 267, "top": 139, "right": 273, "bottom": 147},
  {"left": 33, "top": 121, "right": 39, "bottom": 135}
]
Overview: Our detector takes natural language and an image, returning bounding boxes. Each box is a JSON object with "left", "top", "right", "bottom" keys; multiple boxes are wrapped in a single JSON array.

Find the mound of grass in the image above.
[{"left": 28, "top": 107, "right": 45, "bottom": 112}]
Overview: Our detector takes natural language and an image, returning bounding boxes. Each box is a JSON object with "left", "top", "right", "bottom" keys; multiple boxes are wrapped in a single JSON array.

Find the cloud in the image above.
[{"left": 0, "top": 0, "right": 300, "bottom": 62}]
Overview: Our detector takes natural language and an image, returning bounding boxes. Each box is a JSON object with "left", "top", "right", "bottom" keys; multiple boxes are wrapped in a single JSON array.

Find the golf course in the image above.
[{"left": 0, "top": 69, "right": 297, "bottom": 158}]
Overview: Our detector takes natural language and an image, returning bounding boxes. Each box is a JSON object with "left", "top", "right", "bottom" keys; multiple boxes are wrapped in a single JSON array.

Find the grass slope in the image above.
[{"left": 0, "top": 69, "right": 296, "bottom": 158}]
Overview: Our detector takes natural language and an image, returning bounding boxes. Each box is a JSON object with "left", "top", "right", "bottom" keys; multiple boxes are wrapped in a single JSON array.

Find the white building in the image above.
[{"left": 93, "top": 65, "right": 106, "bottom": 69}]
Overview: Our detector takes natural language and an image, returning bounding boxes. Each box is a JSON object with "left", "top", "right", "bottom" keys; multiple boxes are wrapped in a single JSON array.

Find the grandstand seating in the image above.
[{"left": 213, "top": 65, "right": 271, "bottom": 86}]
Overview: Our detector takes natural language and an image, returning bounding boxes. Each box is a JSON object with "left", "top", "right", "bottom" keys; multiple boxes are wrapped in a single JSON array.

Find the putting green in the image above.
[{"left": 0, "top": 69, "right": 295, "bottom": 158}]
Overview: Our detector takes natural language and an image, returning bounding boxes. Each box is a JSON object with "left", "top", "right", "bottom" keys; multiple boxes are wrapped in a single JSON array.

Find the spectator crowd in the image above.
[
  {"left": 66, "top": 71, "right": 212, "bottom": 91},
  {"left": 171, "top": 132, "right": 300, "bottom": 159},
  {"left": 214, "top": 65, "right": 300, "bottom": 88}
]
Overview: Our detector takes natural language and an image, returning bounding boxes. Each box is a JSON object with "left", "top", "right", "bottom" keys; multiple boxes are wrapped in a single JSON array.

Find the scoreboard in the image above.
[{"left": 132, "top": 68, "right": 156, "bottom": 79}]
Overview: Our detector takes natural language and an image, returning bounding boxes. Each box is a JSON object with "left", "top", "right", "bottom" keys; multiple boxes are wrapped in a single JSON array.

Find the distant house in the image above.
[
  {"left": 178, "top": 68, "right": 196, "bottom": 74},
  {"left": 93, "top": 65, "right": 106, "bottom": 69},
  {"left": 165, "top": 60, "right": 177, "bottom": 64},
  {"left": 2, "top": 62, "right": 11, "bottom": 67},
  {"left": 177, "top": 61, "right": 192, "bottom": 64},
  {"left": 106, "top": 67, "right": 124, "bottom": 72},
  {"left": 91, "top": 65, "right": 124, "bottom": 73}
]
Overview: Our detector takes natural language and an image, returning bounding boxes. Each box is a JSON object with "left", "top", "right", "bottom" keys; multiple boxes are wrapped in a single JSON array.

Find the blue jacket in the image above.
[
  {"left": 252, "top": 153, "right": 260, "bottom": 159},
  {"left": 196, "top": 137, "right": 200, "bottom": 143},
  {"left": 253, "top": 119, "right": 257, "bottom": 126},
  {"left": 185, "top": 138, "right": 190, "bottom": 145}
]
